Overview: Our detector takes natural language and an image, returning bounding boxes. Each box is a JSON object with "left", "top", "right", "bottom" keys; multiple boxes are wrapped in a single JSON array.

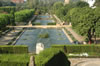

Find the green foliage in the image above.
[
  {"left": 0, "top": 6, "right": 15, "bottom": 13},
  {"left": 15, "top": 9, "right": 35, "bottom": 22},
  {"left": 47, "top": 22, "right": 56, "bottom": 25},
  {"left": 0, "top": 0, "right": 16, "bottom": 6},
  {"left": 38, "top": 33, "right": 49, "bottom": 38},
  {"left": 94, "top": 7, "right": 100, "bottom": 37},
  {"left": 0, "top": 14, "right": 11, "bottom": 30},
  {"left": 0, "top": 45, "right": 28, "bottom": 54},
  {"left": 0, "top": 54, "right": 30, "bottom": 66},
  {"left": 52, "top": 45, "right": 100, "bottom": 53},
  {"left": 52, "top": 2, "right": 75, "bottom": 21},
  {"left": 76, "top": 1, "right": 89, "bottom": 7},
  {"left": 35, "top": 48, "right": 70, "bottom": 66},
  {"left": 32, "top": 22, "right": 41, "bottom": 25},
  {"left": 66, "top": 7, "right": 100, "bottom": 42}
]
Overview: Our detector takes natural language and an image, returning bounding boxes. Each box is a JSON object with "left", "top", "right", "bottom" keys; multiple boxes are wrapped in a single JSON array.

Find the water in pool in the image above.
[
  {"left": 15, "top": 28, "right": 72, "bottom": 52},
  {"left": 15, "top": 15, "right": 72, "bottom": 52}
]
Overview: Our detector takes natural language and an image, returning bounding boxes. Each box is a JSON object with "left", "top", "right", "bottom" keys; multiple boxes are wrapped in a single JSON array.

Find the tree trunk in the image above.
[
  {"left": 94, "top": 35, "right": 97, "bottom": 44},
  {"left": 88, "top": 29, "right": 92, "bottom": 44}
]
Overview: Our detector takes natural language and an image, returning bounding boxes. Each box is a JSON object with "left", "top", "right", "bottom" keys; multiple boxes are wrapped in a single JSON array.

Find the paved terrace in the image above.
[
  {"left": 69, "top": 58, "right": 100, "bottom": 66},
  {"left": 7, "top": 25, "right": 71, "bottom": 28}
]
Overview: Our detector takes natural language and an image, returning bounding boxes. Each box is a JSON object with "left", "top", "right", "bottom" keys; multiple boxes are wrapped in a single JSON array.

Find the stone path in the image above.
[
  {"left": 0, "top": 28, "right": 22, "bottom": 45},
  {"left": 66, "top": 27, "right": 85, "bottom": 42},
  {"left": 69, "top": 58, "right": 100, "bottom": 66}
]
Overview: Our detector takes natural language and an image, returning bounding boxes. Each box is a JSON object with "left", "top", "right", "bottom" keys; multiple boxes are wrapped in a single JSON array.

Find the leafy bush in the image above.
[
  {"left": 35, "top": 48, "right": 70, "bottom": 66},
  {"left": 0, "top": 14, "right": 12, "bottom": 31},
  {"left": 47, "top": 22, "right": 56, "bottom": 25},
  {"left": 52, "top": 45, "right": 100, "bottom": 53},
  {"left": 0, "top": 6, "right": 15, "bottom": 13},
  {"left": 15, "top": 9, "right": 35, "bottom": 22},
  {"left": 38, "top": 33, "right": 49, "bottom": 38},
  {"left": 0, "top": 45, "right": 28, "bottom": 54},
  {"left": 32, "top": 22, "right": 41, "bottom": 25},
  {"left": 0, "top": 54, "right": 30, "bottom": 66}
]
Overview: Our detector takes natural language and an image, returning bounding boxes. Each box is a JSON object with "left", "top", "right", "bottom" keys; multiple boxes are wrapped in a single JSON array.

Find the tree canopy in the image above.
[{"left": 76, "top": 1, "right": 89, "bottom": 7}]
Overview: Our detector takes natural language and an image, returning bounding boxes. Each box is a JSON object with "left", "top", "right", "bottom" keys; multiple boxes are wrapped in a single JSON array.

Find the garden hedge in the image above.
[
  {"left": 47, "top": 22, "right": 56, "bottom": 25},
  {"left": 15, "top": 9, "right": 35, "bottom": 22},
  {"left": 0, "top": 14, "right": 11, "bottom": 30},
  {"left": 52, "top": 45, "right": 100, "bottom": 53},
  {"left": 0, "top": 45, "right": 28, "bottom": 54},
  {"left": 32, "top": 22, "right": 41, "bottom": 25},
  {"left": 0, "top": 54, "right": 30, "bottom": 66},
  {"left": 0, "top": 6, "right": 15, "bottom": 13},
  {"left": 35, "top": 48, "right": 70, "bottom": 66}
]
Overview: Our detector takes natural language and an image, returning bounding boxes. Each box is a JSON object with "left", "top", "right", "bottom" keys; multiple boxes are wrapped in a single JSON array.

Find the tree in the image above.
[
  {"left": 52, "top": 2, "right": 63, "bottom": 14},
  {"left": 76, "top": 1, "right": 89, "bottom": 7},
  {"left": 94, "top": 7, "right": 100, "bottom": 43},
  {"left": 66, "top": 7, "right": 100, "bottom": 44}
]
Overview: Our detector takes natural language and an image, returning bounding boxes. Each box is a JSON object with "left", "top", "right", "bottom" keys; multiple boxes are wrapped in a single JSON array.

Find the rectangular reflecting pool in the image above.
[{"left": 15, "top": 28, "right": 72, "bottom": 52}]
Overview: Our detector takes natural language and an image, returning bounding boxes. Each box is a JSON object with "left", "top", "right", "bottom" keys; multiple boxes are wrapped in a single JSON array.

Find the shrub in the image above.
[
  {"left": 0, "top": 14, "right": 11, "bottom": 31},
  {"left": 35, "top": 48, "right": 70, "bottom": 66},
  {"left": 15, "top": 9, "right": 35, "bottom": 22},
  {"left": 38, "top": 33, "right": 49, "bottom": 38},
  {"left": 52, "top": 45, "right": 100, "bottom": 53},
  {"left": 32, "top": 22, "right": 41, "bottom": 25},
  {"left": 47, "top": 22, "right": 56, "bottom": 25},
  {"left": 0, "top": 54, "right": 30, "bottom": 66},
  {"left": 0, "top": 6, "right": 15, "bottom": 13},
  {"left": 0, "top": 45, "right": 28, "bottom": 54}
]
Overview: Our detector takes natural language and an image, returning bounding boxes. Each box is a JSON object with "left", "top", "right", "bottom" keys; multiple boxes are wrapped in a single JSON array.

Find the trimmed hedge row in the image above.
[
  {"left": 52, "top": 45, "right": 100, "bottom": 53},
  {"left": 47, "top": 22, "right": 56, "bottom": 25},
  {"left": 0, "top": 6, "right": 15, "bottom": 13},
  {"left": 15, "top": 9, "right": 35, "bottom": 22},
  {"left": 0, "top": 14, "right": 11, "bottom": 30},
  {"left": 32, "top": 22, "right": 41, "bottom": 25},
  {"left": 0, "top": 62, "right": 28, "bottom": 66},
  {"left": 0, "top": 45, "right": 28, "bottom": 54},
  {"left": 0, "top": 54, "right": 30, "bottom": 66},
  {"left": 35, "top": 48, "right": 70, "bottom": 66}
]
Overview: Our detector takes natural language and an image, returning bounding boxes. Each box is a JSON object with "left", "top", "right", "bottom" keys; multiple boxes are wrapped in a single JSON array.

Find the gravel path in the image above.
[
  {"left": 69, "top": 58, "right": 100, "bottom": 66},
  {"left": 66, "top": 27, "right": 85, "bottom": 42}
]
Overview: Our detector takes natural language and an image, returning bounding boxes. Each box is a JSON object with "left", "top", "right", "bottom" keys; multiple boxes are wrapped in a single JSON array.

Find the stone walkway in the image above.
[
  {"left": 69, "top": 58, "right": 100, "bottom": 66},
  {"left": 66, "top": 27, "right": 85, "bottom": 42},
  {"left": 0, "top": 28, "right": 22, "bottom": 45}
]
